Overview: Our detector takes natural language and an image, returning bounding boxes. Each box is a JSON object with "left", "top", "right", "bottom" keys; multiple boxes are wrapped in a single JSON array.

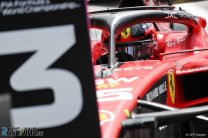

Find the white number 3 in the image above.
[{"left": 0, "top": 25, "right": 83, "bottom": 128}]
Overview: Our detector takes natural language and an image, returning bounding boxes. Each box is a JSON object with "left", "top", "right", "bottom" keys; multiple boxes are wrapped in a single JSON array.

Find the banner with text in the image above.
[{"left": 0, "top": 0, "right": 100, "bottom": 137}]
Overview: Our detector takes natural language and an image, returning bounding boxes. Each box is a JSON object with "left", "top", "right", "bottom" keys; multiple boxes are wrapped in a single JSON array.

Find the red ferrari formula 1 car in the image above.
[{"left": 89, "top": 6, "right": 208, "bottom": 138}]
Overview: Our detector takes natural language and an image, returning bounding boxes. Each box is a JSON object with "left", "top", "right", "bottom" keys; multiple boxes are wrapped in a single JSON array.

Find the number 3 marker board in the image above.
[{"left": 0, "top": 0, "right": 101, "bottom": 137}]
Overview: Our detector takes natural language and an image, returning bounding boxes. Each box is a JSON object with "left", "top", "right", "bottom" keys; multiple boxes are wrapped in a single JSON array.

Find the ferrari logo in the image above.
[
  {"left": 121, "top": 27, "right": 130, "bottom": 39},
  {"left": 168, "top": 70, "right": 175, "bottom": 104}
]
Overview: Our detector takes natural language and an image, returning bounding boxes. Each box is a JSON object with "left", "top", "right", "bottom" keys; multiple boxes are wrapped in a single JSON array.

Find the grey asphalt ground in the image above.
[
  {"left": 87, "top": 0, "right": 208, "bottom": 31},
  {"left": 175, "top": 1, "right": 208, "bottom": 31},
  {"left": 87, "top": 0, "right": 208, "bottom": 12}
]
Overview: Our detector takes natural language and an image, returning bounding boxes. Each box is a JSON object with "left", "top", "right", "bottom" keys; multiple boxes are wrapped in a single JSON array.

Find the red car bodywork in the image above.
[{"left": 90, "top": 7, "right": 208, "bottom": 138}]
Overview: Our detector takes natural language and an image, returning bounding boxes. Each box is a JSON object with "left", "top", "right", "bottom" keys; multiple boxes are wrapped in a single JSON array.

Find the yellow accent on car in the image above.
[
  {"left": 121, "top": 27, "right": 130, "bottom": 39},
  {"left": 168, "top": 70, "right": 175, "bottom": 104}
]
